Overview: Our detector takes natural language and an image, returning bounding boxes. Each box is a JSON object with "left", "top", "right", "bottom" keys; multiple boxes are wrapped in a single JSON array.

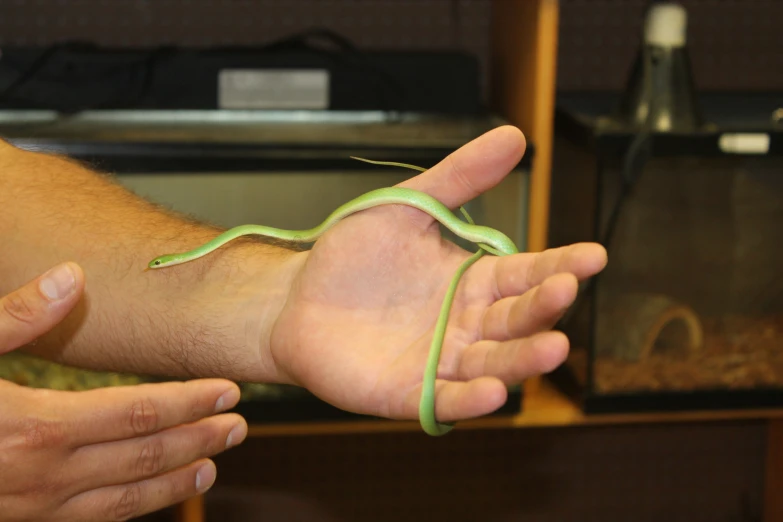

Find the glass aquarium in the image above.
[{"left": 549, "top": 92, "right": 783, "bottom": 413}]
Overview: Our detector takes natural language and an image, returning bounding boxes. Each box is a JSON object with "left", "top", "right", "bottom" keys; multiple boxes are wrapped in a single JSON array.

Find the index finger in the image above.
[
  {"left": 492, "top": 242, "right": 608, "bottom": 299},
  {"left": 60, "top": 379, "right": 241, "bottom": 447}
]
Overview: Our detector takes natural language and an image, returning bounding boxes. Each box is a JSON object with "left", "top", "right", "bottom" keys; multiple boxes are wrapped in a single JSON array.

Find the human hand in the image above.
[
  {"left": 0, "top": 262, "right": 248, "bottom": 521},
  {"left": 266, "top": 125, "right": 607, "bottom": 424}
]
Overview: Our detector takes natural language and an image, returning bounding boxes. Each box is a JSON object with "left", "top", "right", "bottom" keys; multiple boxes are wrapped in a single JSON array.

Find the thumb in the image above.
[
  {"left": 0, "top": 262, "right": 84, "bottom": 355},
  {"left": 398, "top": 125, "right": 527, "bottom": 210}
]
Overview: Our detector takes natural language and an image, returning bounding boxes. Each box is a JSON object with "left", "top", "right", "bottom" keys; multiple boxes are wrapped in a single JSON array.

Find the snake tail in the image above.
[{"left": 418, "top": 248, "right": 486, "bottom": 436}]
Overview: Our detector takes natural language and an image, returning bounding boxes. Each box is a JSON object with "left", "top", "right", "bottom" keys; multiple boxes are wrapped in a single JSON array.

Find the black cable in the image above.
[
  {"left": 557, "top": 4, "right": 659, "bottom": 330},
  {"left": 601, "top": 131, "right": 653, "bottom": 249},
  {"left": 108, "top": 45, "right": 178, "bottom": 110},
  {"left": 557, "top": 130, "right": 653, "bottom": 328},
  {"left": 0, "top": 41, "right": 98, "bottom": 111}
]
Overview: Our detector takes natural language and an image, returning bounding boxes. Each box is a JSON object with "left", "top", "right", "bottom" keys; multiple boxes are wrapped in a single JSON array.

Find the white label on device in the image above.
[
  {"left": 218, "top": 69, "right": 329, "bottom": 109},
  {"left": 718, "top": 133, "right": 770, "bottom": 154}
]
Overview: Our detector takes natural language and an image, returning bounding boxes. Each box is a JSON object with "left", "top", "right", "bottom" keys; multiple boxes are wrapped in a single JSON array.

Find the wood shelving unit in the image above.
[
  {"left": 177, "top": 379, "right": 783, "bottom": 521},
  {"left": 174, "top": 1, "right": 783, "bottom": 520}
]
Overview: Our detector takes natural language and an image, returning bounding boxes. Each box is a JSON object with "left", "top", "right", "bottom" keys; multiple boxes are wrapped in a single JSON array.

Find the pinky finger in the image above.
[{"left": 60, "top": 459, "right": 216, "bottom": 522}]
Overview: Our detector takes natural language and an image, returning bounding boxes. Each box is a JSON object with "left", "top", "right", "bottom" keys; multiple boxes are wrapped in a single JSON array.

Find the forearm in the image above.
[{"left": 0, "top": 139, "right": 300, "bottom": 382}]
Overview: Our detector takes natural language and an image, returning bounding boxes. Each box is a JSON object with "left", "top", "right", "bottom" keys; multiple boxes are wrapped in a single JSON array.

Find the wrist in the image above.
[{"left": 177, "top": 239, "right": 306, "bottom": 384}]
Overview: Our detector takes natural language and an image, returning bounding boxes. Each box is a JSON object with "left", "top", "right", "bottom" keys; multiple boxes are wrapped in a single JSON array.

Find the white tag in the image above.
[
  {"left": 718, "top": 133, "right": 770, "bottom": 154},
  {"left": 218, "top": 69, "right": 329, "bottom": 109}
]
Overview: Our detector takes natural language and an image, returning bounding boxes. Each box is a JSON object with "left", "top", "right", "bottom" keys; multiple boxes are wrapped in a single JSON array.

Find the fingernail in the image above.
[
  {"left": 39, "top": 263, "right": 76, "bottom": 301},
  {"left": 195, "top": 463, "right": 216, "bottom": 493},
  {"left": 214, "top": 387, "right": 239, "bottom": 413},
  {"left": 225, "top": 422, "right": 247, "bottom": 449}
]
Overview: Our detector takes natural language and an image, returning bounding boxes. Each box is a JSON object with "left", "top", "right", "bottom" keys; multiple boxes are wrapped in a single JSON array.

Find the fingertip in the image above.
[
  {"left": 492, "top": 124, "right": 527, "bottom": 156},
  {"left": 195, "top": 459, "right": 217, "bottom": 493},
  {"left": 35, "top": 262, "right": 86, "bottom": 311},
  {"left": 65, "top": 261, "right": 86, "bottom": 282},
  {"left": 437, "top": 376, "right": 508, "bottom": 422},
  {"left": 465, "top": 125, "right": 527, "bottom": 176},
  {"left": 541, "top": 272, "right": 579, "bottom": 304},
  {"left": 482, "top": 376, "right": 510, "bottom": 410},
  {"left": 525, "top": 273, "right": 580, "bottom": 327},
  {"left": 225, "top": 416, "right": 248, "bottom": 449},
  {"left": 181, "top": 378, "right": 241, "bottom": 413},
  {"left": 531, "top": 330, "right": 570, "bottom": 373},
  {"left": 589, "top": 242, "right": 609, "bottom": 267},
  {"left": 575, "top": 242, "right": 609, "bottom": 275},
  {"left": 466, "top": 376, "right": 508, "bottom": 418},
  {"left": 69, "top": 262, "right": 86, "bottom": 292},
  {"left": 214, "top": 383, "right": 241, "bottom": 413}
]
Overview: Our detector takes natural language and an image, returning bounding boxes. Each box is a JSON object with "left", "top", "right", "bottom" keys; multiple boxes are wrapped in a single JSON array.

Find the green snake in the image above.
[{"left": 146, "top": 157, "right": 519, "bottom": 435}]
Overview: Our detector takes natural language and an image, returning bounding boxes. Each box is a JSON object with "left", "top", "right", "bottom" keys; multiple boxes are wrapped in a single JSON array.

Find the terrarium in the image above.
[
  {"left": 547, "top": 2, "right": 782, "bottom": 413},
  {"left": 549, "top": 91, "right": 783, "bottom": 413}
]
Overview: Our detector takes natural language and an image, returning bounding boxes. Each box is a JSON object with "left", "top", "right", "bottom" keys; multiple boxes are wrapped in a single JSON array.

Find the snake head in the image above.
[{"left": 146, "top": 254, "right": 181, "bottom": 270}]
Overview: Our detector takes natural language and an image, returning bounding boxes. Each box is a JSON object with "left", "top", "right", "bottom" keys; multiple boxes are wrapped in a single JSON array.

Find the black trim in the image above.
[
  {"left": 583, "top": 389, "right": 783, "bottom": 415},
  {"left": 7, "top": 139, "right": 534, "bottom": 174},
  {"left": 548, "top": 363, "right": 783, "bottom": 414},
  {"left": 228, "top": 387, "right": 523, "bottom": 425},
  {"left": 555, "top": 91, "right": 783, "bottom": 158}
]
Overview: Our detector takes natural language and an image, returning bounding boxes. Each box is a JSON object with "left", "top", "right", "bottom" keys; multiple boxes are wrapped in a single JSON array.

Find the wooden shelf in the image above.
[
  {"left": 244, "top": 379, "right": 783, "bottom": 438},
  {"left": 178, "top": 381, "right": 783, "bottom": 521}
]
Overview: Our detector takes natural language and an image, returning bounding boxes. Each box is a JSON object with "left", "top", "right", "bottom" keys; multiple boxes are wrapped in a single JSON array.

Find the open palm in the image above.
[{"left": 268, "top": 126, "right": 607, "bottom": 423}]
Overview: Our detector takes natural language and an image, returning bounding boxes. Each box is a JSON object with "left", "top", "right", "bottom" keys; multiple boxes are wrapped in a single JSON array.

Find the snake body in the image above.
[{"left": 147, "top": 158, "right": 519, "bottom": 436}]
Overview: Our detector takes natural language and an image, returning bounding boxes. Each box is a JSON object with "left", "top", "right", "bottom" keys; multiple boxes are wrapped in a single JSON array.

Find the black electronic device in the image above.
[{"left": 0, "top": 29, "right": 482, "bottom": 115}]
